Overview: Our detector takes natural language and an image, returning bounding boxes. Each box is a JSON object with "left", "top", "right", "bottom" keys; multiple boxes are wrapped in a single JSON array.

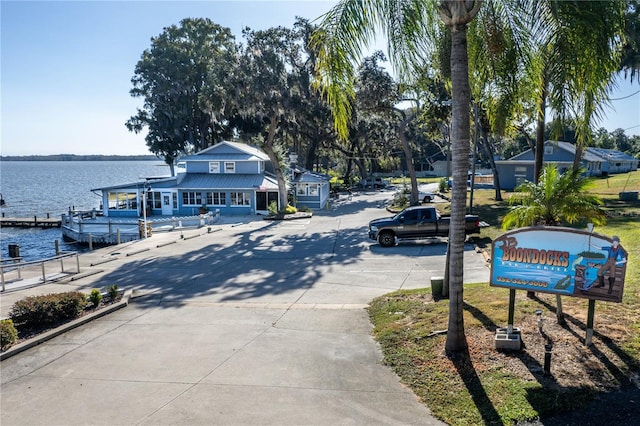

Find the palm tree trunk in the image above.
[
  {"left": 445, "top": 26, "right": 471, "bottom": 353},
  {"left": 530, "top": 76, "right": 548, "bottom": 299},
  {"left": 398, "top": 110, "right": 419, "bottom": 204},
  {"left": 478, "top": 126, "right": 502, "bottom": 201},
  {"left": 572, "top": 144, "right": 584, "bottom": 173},
  {"left": 534, "top": 76, "right": 548, "bottom": 184}
]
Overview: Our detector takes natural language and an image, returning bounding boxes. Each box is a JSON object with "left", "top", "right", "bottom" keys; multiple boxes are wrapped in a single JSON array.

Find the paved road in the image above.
[{"left": 1, "top": 188, "right": 489, "bottom": 425}]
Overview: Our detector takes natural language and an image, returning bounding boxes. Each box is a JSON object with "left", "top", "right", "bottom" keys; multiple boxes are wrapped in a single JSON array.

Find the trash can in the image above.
[
  {"left": 8, "top": 244, "right": 20, "bottom": 258},
  {"left": 431, "top": 276, "right": 444, "bottom": 299}
]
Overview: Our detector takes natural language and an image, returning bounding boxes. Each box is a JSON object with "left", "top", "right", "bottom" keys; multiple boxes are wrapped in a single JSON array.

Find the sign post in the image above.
[
  {"left": 585, "top": 299, "right": 596, "bottom": 345},
  {"left": 507, "top": 289, "right": 516, "bottom": 333}
]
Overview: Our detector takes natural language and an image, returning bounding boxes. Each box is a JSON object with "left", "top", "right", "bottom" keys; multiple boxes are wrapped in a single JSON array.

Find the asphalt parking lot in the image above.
[{"left": 1, "top": 187, "right": 489, "bottom": 425}]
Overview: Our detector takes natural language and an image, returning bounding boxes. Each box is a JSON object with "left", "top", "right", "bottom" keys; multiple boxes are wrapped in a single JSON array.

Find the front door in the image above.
[
  {"left": 161, "top": 192, "right": 173, "bottom": 215},
  {"left": 256, "top": 192, "right": 267, "bottom": 212}
]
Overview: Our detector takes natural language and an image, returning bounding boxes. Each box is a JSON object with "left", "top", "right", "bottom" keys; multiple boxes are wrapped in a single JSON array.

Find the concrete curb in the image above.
[{"left": 0, "top": 289, "right": 133, "bottom": 361}]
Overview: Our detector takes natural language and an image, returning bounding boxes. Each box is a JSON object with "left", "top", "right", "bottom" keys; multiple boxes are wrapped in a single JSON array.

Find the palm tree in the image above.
[
  {"left": 520, "top": 1, "right": 626, "bottom": 180},
  {"left": 502, "top": 164, "right": 606, "bottom": 230},
  {"left": 313, "top": 0, "right": 481, "bottom": 352}
]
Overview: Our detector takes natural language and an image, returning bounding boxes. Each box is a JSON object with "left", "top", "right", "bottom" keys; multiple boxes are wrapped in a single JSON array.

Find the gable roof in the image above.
[
  {"left": 507, "top": 141, "right": 605, "bottom": 163},
  {"left": 180, "top": 141, "right": 270, "bottom": 162},
  {"left": 291, "top": 166, "right": 330, "bottom": 183}
]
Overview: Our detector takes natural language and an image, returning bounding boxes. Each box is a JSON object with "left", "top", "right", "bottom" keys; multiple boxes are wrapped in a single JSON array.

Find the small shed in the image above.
[{"left": 291, "top": 166, "right": 331, "bottom": 210}]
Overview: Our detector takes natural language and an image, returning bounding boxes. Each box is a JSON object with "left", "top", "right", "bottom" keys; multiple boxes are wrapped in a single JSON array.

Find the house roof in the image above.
[
  {"left": 291, "top": 166, "right": 330, "bottom": 183},
  {"left": 586, "top": 147, "right": 638, "bottom": 162},
  {"left": 93, "top": 173, "right": 279, "bottom": 192},
  {"left": 507, "top": 141, "right": 606, "bottom": 163},
  {"left": 180, "top": 141, "right": 270, "bottom": 162},
  {"left": 91, "top": 176, "right": 177, "bottom": 192},
  {"left": 177, "top": 173, "right": 279, "bottom": 190}
]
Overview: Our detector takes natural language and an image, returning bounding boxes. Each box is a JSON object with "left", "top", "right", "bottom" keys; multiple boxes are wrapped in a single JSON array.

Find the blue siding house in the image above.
[
  {"left": 94, "top": 141, "right": 329, "bottom": 218},
  {"left": 496, "top": 141, "right": 639, "bottom": 190},
  {"left": 291, "top": 166, "right": 331, "bottom": 210}
]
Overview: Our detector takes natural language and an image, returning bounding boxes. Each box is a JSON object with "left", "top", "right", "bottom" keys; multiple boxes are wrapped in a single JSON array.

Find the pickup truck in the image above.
[{"left": 368, "top": 206, "right": 481, "bottom": 247}]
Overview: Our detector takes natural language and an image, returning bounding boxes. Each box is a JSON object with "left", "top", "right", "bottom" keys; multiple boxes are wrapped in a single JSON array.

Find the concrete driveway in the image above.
[{"left": 1, "top": 188, "right": 489, "bottom": 425}]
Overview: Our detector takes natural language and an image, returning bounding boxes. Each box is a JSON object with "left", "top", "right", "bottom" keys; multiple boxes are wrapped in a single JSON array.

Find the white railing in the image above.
[{"left": 61, "top": 210, "right": 220, "bottom": 246}]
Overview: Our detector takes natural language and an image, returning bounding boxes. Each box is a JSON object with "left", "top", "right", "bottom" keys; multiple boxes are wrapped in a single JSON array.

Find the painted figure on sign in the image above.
[{"left": 591, "top": 236, "right": 627, "bottom": 294}]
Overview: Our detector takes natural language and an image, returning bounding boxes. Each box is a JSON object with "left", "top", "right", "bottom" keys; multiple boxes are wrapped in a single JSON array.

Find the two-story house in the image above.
[{"left": 94, "top": 141, "right": 329, "bottom": 218}]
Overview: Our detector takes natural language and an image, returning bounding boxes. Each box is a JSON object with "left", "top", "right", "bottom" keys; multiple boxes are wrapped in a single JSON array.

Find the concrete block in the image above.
[{"left": 494, "top": 332, "right": 521, "bottom": 350}]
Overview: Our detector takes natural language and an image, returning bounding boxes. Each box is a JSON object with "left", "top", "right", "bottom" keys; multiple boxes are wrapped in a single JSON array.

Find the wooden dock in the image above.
[{"left": 0, "top": 215, "right": 62, "bottom": 228}]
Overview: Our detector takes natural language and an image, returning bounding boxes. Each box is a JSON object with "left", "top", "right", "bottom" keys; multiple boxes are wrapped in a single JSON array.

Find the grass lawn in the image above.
[{"left": 369, "top": 170, "right": 640, "bottom": 425}]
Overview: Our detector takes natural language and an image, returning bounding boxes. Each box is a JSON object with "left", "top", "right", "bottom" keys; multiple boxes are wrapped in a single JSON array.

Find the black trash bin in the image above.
[{"left": 8, "top": 244, "right": 20, "bottom": 258}]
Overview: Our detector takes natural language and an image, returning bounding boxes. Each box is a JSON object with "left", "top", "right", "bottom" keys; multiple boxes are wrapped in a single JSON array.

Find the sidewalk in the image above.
[{"left": 1, "top": 193, "right": 483, "bottom": 425}]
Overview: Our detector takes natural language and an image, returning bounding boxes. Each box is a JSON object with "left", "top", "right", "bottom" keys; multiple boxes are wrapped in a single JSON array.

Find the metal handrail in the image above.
[{"left": 1, "top": 252, "right": 80, "bottom": 292}]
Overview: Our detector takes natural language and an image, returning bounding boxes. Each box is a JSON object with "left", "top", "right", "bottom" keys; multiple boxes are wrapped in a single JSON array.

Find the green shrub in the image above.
[
  {"left": 268, "top": 201, "right": 279, "bottom": 215},
  {"left": 392, "top": 191, "right": 410, "bottom": 209},
  {"left": 439, "top": 177, "right": 448, "bottom": 193},
  {"left": 89, "top": 289, "right": 103, "bottom": 307},
  {"left": 9, "top": 292, "right": 87, "bottom": 328},
  {"left": 1, "top": 319, "right": 18, "bottom": 351},
  {"left": 107, "top": 285, "right": 119, "bottom": 301}
]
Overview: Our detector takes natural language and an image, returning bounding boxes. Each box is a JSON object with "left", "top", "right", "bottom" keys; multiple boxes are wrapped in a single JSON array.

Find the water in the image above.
[{"left": 0, "top": 161, "right": 170, "bottom": 261}]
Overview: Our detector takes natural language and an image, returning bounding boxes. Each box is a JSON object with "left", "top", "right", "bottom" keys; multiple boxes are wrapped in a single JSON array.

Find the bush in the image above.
[
  {"left": 439, "top": 177, "right": 448, "bottom": 193},
  {"left": 9, "top": 292, "right": 87, "bottom": 328},
  {"left": 284, "top": 205, "right": 298, "bottom": 214},
  {"left": 89, "top": 289, "right": 103, "bottom": 307},
  {"left": 1, "top": 319, "right": 18, "bottom": 351},
  {"left": 391, "top": 191, "right": 410, "bottom": 209},
  {"left": 107, "top": 284, "right": 119, "bottom": 301},
  {"left": 268, "top": 201, "right": 279, "bottom": 216}
]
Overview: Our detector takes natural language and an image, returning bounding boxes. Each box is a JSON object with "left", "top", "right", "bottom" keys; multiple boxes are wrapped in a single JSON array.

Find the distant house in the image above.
[
  {"left": 290, "top": 166, "right": 331, "bottom": 210},
  {"left": 93, "top": 141, "right": 329, "bottom": 218},
  {"left": 495, "top": 141, "right": 639, "bottom": 190}
]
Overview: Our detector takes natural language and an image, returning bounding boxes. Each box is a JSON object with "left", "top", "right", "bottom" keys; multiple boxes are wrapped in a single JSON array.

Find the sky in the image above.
[{"left": 2, "top": 0, "right": 639, "bottom": 156}]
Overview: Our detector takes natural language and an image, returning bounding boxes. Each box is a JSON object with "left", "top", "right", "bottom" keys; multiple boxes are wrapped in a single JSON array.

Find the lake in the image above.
[{"left": 0, "top": 160, "right": 171, "bottom": 261}]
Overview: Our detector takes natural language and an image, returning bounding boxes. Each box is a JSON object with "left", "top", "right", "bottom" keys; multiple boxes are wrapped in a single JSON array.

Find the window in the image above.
[
  {"left": 107, "top": 191, "right": 137, "bottom": 210},
  {"left": 209, "top": 162, "right": 220, "bottom": 173},
  {"left": 205, "top": 191, "right": 226, "bottom": 206},
  {"left": 224, "top": 162, "right": 235, "bottom": 173},
  {"left": 230, "top": 192, "right": 250, "bottom": 206},
  {"left": 296, "top": 184, "right": 319, "bottom": 196},
  {"left": 172, "top": 193, "right": 178, "bottom": 208},
  {"left": 182, "top": 192, "right": 202, "bottom": 206},
  {"left": 514, "top": 166, "right": 527, "bottom": 185},
  {"left": 152, "top": 192, "right": 162, "bottom": 209},
  {"left": 420, "top": 209, "right": 434, "bottom": 220},
  {"left": 544, "top": 145, "right": 553, "bottom": 155},
  {"left": 402, "top": 210, "right": 419, "bottom": 223}
]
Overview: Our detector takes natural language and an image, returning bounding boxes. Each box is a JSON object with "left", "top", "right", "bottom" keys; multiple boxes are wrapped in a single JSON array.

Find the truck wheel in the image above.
[
  {"left": 423, "top": 195, "right": 432, "bottom": 203},
  {"left": 378, "top": 231, "right": 396, "bottom": 247}
]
